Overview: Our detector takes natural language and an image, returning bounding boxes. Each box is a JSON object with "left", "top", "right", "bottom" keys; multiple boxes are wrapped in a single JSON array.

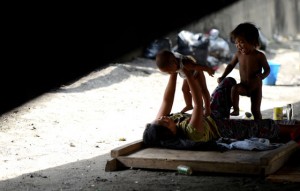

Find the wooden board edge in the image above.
[
  {"left": 261, "top": 141, "right": 299, "bottom": 175},
  {"left": 266, "top": 167, "right": 300, "bottom": 183},
  {"left": 105, "top": 158, "right": 126, "bottom": 172},
  {"left": 266, "top": 174, "right": 300, "bottom": 183},
  {"left": 260, "top": 140, "right": 299, "bottom": 165},
  {"left": 110, "top": 139, "right": 144, "bottom": 158},
  {"left": 116, "top": 156, "right": 262, "bottom": 175}
]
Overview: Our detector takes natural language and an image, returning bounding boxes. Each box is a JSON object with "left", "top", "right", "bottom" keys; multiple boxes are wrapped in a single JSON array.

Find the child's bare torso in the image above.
[{"left": 237, "top": 50, "right": 263, "bottom": 93}]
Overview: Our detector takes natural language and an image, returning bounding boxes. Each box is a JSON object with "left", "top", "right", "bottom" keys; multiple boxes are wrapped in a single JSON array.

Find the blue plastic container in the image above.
[{"left": 263, "top": 61, "right": 281, "bottom": 85}]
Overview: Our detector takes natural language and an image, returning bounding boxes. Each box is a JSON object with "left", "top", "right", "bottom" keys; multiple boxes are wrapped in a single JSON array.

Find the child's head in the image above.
[
  {"left": 230, "top": 22, "right": 260, "bottom": 48},
  {"left": 156, "top": 50, "right": 178, "bottom": 74}
]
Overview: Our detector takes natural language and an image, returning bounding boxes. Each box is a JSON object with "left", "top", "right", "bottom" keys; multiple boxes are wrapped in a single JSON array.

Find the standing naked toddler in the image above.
[{"left": 217, "top": 22, "right": 270, "bottom": 119}]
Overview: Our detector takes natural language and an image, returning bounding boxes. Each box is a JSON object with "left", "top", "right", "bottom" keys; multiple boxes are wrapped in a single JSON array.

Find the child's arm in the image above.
[
  {"left": 191, "top": 64, "right": 215, "bottom": 77},
  {"left": 155, "top": 73, "right": 178, "bottom": 119},
  {"left": 183, "top": 68, "right": 204, "bottom": 133},
  {"left": 217, "top": 53, "right": 238, "bottom": 83},
  {"left": 198, "top": 71, "right": 211, "bottom": 117},
  {"left": 183, "top": 56, "right": 215, "bottom": 77},
  {"left": 256, "top": 52, "right": 270, "bottom": 80}
]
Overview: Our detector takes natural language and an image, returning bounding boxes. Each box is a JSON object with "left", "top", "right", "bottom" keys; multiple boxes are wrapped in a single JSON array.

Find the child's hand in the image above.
[
  {"left": 217, "top": 77, "right": 224, "bottom": 83},
  {"left": 206, "top": 67, "right": 215, "bottom": 77}
]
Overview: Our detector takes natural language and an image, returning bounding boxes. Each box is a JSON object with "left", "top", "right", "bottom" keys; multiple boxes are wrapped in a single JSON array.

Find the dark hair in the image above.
[
  {"left": 230, "top": 22, "right": 260, "bottom": 47},
  {"left": 143, "top": 123, "right": 223, "bottom": 151},
  {"left": 156, "top": 50, "right": 175, "bottom": 70},
  {"left": 143, "top": 123, "right": 175, "bottom": 147}
]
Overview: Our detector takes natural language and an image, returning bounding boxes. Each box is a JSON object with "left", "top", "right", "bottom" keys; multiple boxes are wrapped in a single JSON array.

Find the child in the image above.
[
  {"left": 217, "top": 22, "right": 270, "bottom": 119},
  {"left": 156, "top": 50, "right": 215, "bottom": 116}
]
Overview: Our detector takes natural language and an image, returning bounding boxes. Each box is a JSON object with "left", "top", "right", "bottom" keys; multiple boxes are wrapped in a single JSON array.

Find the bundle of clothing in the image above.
[{"left": 216, "top": 137, "right": 283, "bottom": 151}]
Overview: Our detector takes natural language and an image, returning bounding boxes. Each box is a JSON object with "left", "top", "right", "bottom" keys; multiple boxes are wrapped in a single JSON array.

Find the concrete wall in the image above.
[{"left": 167, "top": 0, "right": 300, "bottom": 43}]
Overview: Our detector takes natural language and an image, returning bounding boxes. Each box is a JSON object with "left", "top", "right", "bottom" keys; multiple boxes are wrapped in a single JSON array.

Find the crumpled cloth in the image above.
[{"left": 216, "top": 137, "right": 284, "bottom": 151}]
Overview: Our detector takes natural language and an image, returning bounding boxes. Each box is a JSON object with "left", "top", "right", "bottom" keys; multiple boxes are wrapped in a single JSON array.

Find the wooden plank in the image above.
[
  {"left": 105, "top": 158, "right": 127, "bottom": 172},
  {"left": 117, "top": 156, "right": 262, "bottom": 175},
  {"left": 106, "top": 140, "right": 298, "bottom": 175},
  {"left": 266, "top": 149, "right": 300, "bottom": 183},
  {"left": 261, "top": 141, "right": 299, "bottom": 165},
  {"left": 114, "top": 148, "right": 266, "bottom": 175},
  {"left": 105, "top": 158, "right": 118, "bottom": 172},
  {"left": 110, "top": 139, "right": 143, "bottom": 158},
  {"left": 260, "top": 141, "right": 299, "bottom": 175},
  {"left": 261, "top": 141, "right": 298, "bottom": 175},
  {"left": 266, "top": 166, "right": 300, "bottom": 183},
  {"left": 266, "top": 175, "right": 300, "bottom": 183}
]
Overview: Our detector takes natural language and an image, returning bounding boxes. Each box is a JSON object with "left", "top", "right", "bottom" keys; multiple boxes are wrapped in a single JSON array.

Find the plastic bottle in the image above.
[{"left": 286, "top": 104, "right": 293, "bottom": 120}]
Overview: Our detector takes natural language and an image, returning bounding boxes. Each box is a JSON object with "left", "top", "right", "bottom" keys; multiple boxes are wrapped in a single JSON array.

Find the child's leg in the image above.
[
  {"left": 230, "top": 84, "right": 248, "bottom": 116},
  {"left": 197, "top": 71, "right": 211, "bottom": 116},
  {"left": 230, "top": 84, "right": 241, "bottom": 116},
  {"left": 250, "top": 88, "right": 262, "bottom": 119},
  {"left": 181, "top": 79, "right": 193, "bottom": 113}
]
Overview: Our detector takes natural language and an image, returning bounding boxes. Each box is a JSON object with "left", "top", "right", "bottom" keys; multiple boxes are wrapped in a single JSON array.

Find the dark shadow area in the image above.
[{"left": 1, "top": 1, "right": 239, "bottom": 115}]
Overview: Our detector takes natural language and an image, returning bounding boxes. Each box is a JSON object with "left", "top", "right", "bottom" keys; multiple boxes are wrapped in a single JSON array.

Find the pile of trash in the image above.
[{"left": 144, "top": 28, "right": 268, "bottom": 70}]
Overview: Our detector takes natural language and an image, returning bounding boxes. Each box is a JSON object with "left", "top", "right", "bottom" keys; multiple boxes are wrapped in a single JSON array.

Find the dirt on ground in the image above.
[{"left": 0, "top": 38, "right": 299, "bottom": 190}]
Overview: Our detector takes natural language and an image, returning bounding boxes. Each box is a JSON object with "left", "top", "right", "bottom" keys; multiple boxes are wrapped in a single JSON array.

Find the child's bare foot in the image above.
[
  {"left": 181, "top": 105, "right": 193, "bottom": 113},
  {"left": 230, "top": 110, "right": 239, "bottom": 116}
]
